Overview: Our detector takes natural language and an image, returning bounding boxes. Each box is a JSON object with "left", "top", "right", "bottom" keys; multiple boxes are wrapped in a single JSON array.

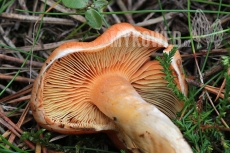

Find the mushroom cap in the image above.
[{"left": 30, "top": 23, "right": 187, "bottom": 150}]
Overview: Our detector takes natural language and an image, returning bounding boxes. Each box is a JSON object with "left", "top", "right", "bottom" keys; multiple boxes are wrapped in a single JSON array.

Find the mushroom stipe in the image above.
[{"left": 31, "top": 23, "right": 192, "bottom": 153}]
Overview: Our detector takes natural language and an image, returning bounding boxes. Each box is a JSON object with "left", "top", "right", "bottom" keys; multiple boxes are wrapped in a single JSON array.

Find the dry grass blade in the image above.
[
  {"left": 186, "top": 78, "right": 227, "bottom": 100},
  {"left": 49, "top": 135, "right": 68, "bottom": 142},
  {"left": 214, "top": 68, "right": 230, "bottom": 101},
  {"left": 0, "top": 12, "right": 76, "bottom": 26},
  {"left": 7, "top": 103, "right": 30, "bottom": 148},
  {"left": 0, "top": 74, "right": 35, "bottom": 83},
  {"left": 0, "top": 54, "right": 43, "bottom": 67},
  {"left": 116, "top": 0, "right": 135, "bottom": 24},
  {"left": 215, "top": 78, "right": 226, "bottom": 102},
  {"left": 5, "top": 95, "right": 31, "bottom": 104},
  {"left": 0, "top": 84, "right": 32, "bottom": 103},
  {"left": 0, "top": 111, "right": 35, "bottom": 149}
]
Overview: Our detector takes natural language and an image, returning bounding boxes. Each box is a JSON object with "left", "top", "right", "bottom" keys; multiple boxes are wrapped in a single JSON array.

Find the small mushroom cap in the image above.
[{"left": 30, "top": 23, "right": 187, "bottom": 150}]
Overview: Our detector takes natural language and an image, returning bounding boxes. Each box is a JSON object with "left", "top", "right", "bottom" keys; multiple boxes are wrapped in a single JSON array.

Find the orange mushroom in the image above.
[{"left": 30, "top": 23, "right": 192, "bottom": 153}]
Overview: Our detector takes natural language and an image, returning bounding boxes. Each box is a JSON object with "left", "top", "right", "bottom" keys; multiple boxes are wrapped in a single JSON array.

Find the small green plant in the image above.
[
  {"left": 222, "top": 56, "right": 230, "bottom": 67},
  {"left": 156, "top": 46, "right": 230, "bottom": 153},
  {"left": 62, "top": 0, "right": 109, "bottom": 29},
  {"left": 217, "top": 55, "right": 230, "bottom": 119},
  {"left": 21, "top": 129, "right": 76, "bottom": 152},
  {"left": 21, "top": 129, "right": 123, "bottom": 153},
  {"left": 155, "top": 46, "right": 187, "bottom": 102}
]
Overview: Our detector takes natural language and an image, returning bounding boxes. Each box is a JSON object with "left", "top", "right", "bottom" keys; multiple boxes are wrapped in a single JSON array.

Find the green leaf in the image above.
[
  {"left": 94, "top": 0, "right": 108, "bottom": 10},
  {"left": 62, "top": 0, "right": 88, "bottom": 9},
  {"left": 85, "top": 9, "right": 102, "bottom": 30}
]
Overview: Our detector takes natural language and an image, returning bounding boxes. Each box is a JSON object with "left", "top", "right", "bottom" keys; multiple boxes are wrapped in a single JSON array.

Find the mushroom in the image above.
[{"left": 31, "top": 23, "right": 192, "bottom": 153}]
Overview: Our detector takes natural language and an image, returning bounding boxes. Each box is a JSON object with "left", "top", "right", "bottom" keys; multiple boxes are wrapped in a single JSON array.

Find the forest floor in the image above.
[{"left": 0, "top": 0, "right": 230, "bottom": 153}]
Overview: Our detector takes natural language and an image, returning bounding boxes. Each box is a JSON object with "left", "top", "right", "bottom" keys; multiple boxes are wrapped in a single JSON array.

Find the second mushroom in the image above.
[{"left": 31, "top": 23, "right": 192, "bottom": 153}]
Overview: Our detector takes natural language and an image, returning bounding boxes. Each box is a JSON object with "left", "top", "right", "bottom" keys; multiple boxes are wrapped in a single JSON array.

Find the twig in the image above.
[
  {"left": 2, "top": 105, "right": 32, "bottom": 115},
  {"left": 186, "top": 78, "right": 225, "bottom": 99},
  {"left": 107, "top": 5, "right": 121, "bottom": 23},
  {"left": 183, "top": 51, "right": 227, "bottom": 59},
  {"left": 0, "top": 74, "right": 35, "bottom": 83},
  {"left": 0, "top": 118, "right": 21, "bottom": 137},
  {"left": 125, "top": 0, "right": 130, "bottom": 10},
  {"left": 202, "top": 60, "right": 224, "bottom": 80},
  {"left": 0, "top": 25, "right": 23, "bottom": 59},
  {"left": 2, "top": 39, "right": 79, "bottom": 53},
  {"left": 0, "top": 84, "right": 32, "bottom": 103},
  {"left": 28, "top": 0, "right": 38, "bottom": 37},
  {"left": 219, "top": 14, "right": 230, "bottom": 24},
  {"left": 0, "top": 12, "right": 76, "bottom": 26},
  {"left": 205, "top": 91, "right": 229, "bottom": 128},
  {"left": 116, "top": 0, "right": 135, "bottom": 24},
  {"left": 7, "top": 103, "right": 30, "bottom": 148},
  {"left": 0, "top": 111, "right": 35, "bottom": 149},
  {"left": 0, "top": 54, "right": 43, "bottom": 67},
  {"left": 0, "top": 65, "right": 40, "bottom": 70},
  {"left": 0, "top": 123, "right": 6, "bottom": 134},
  {"left": 143, "top": 12, "right": 155, "bottom": 21},
  {"left": 214, "top": 68, "right": 230, "bottom": 101},
  {"left": 135, "top": 12, "right": 178, "bottom": 26},
  {"left": 6, "top": 95, "right": 31, "bottom": 104},
  {"left": 201, "top": 124, "right": 230, "bottom": 132},
  {"left": 132, "top": 0, "right": 148, "bottom": 10},
  {"left": 18, "top": 0, "right": 29, "bottom": 15},
  {"left": 35, "top": 143, "right": 42, "bottom": 153},
  {"left": 0, "top": 84, "right": 16, "bottom": 94},
  {"left": 49, "top": 135, "right": 68, "bottom": 142}
]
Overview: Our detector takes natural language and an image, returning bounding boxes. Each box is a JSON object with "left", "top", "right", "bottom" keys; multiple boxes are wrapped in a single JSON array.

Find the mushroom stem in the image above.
[{"left": 91, "top": 73, "right": 192, "bottom": 153}]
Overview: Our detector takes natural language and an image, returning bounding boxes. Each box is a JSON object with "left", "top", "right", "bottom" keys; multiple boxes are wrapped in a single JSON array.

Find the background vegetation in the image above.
[{"left": 0, "top": 0, "right": 230, "bottom": 153}]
